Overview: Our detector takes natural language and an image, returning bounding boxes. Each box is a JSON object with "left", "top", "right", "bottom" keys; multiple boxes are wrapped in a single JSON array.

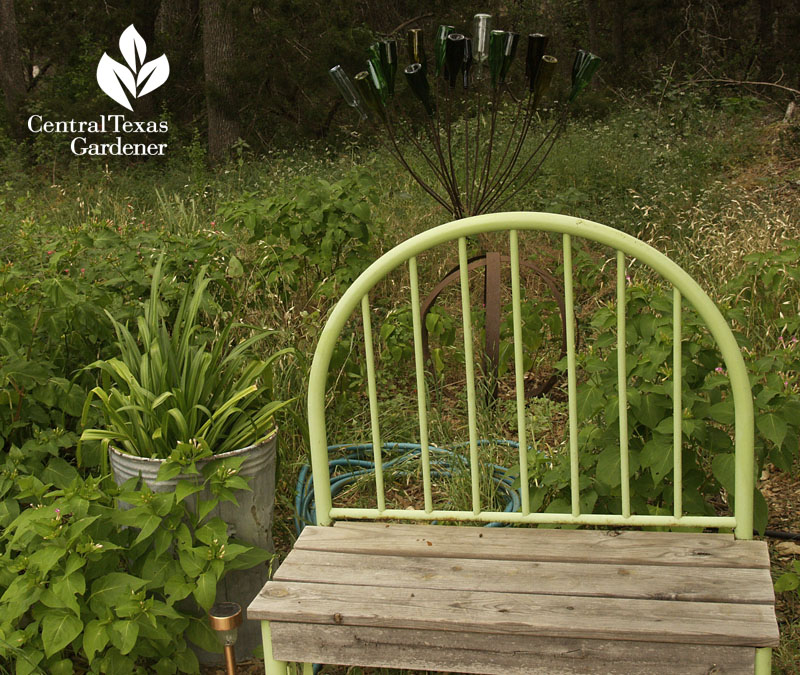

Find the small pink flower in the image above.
[
  {"left": 715, "top": 367, "right": 724, "bottom": 373},
  {"left": 47, "top": 250, "right": 54, "bottom": 255}
]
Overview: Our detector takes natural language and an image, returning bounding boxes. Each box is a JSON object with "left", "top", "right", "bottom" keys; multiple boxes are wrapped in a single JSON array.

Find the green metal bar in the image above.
[
  {"left": 563, "top": 234, "right": 580, "bottom": 517},
  {"left": 754, "top": 647, "right": 772, "bottom": 675},
  {"left": 307, "top": 213, "right": 754, "bottom": 530},
  {"left": 361, "top": 294, "right": 385, "bottom": 512},
  {"left": 458, "top": 236, "right": 482, "bottom": 516},
  {"left": 510, "top": 230, "right": 530, "bottom": 515},
  {"left": 302, "top": 664, "right": 313, "bottom": 675},
  {"left": 328, "top": 506, "right": 736, "bottom": 528},
  {"left": 409, "top": 256, "right": 433, "bottom": 513},
  {"left": 261, "top": 621, "right": 288, "bottom": 675},
  {"left": 617, "top": 251, "right": 630, "bottom": 518},
  {"left": 673, "top": 286, "right": 683, "bottom": 518}
]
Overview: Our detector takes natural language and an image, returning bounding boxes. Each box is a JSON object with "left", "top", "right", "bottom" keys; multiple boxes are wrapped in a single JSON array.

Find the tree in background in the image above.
[
  {"left": 0, "top": 0, "right": 27, "bottom": 138},
  {"left": 0, "top": 0, "right": 797, "bottom": 163}
]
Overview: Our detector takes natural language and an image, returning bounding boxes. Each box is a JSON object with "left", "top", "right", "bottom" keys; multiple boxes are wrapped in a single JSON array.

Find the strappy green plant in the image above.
[{"left": 79, "top": 257, "right": 294, "bottom": 469}]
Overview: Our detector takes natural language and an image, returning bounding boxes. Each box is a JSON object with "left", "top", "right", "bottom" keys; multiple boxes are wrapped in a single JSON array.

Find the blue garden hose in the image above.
[{"left": 294, "top": 440, "right": 523, "bottom": 535}]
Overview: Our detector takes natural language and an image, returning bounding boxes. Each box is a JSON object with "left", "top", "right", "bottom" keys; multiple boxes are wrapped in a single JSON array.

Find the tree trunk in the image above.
[
  {"left": 202, "top": 0, "right": 240, "bottom": 163},
  {"left": 611, "top": 0, "right": 625, "bottom": 70},
  {"left": 0, "top": 0, "right": 27, "bottom": 137},
  {"left": 583, "top": 0, "right": 602, "bottom": 56},
  {"left": 757, "top": 0, "right": 777, "bottom": 80}
]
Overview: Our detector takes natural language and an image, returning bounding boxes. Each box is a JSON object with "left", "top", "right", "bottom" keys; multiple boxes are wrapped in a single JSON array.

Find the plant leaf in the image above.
[{"left": 41, "top": 610, "right": 83, "bottom": 657}]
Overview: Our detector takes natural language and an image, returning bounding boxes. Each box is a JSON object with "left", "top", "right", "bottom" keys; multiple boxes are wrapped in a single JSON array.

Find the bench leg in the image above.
[
  {"left": 754, "top": 647, "right": 771, "bottom": 674},
  {"left": 261, "top": 621, "right": 288, "bottom": 675}
]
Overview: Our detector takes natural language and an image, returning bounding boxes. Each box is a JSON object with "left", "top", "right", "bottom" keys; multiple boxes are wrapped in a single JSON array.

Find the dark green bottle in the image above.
[
  {"left": 354, "top": 70, "right": 386, "bottom": 120},
  {"left": 445, "top": 33, "right": 466, "bottom": 88},
  {"left": 525, "top": 34, "right": 548, "bottom": 92},
  {"left": 435, "top": 25, "right": 454, "bottom": 77},
  {"left": 463, "top": 37, "right": 473, "bottom": 89},
  {"left": 569, "top": 49, "right": 601, "bottom": 101},
  {"left": 404, "top": 63, "right": 434, "bottom": 116},
  {"left": 379, "top": 40, "right": 398, "bottom": 96},
  {"left": 488, "top": 30, "right": 505, "bottom": 88},
  {"left": 367, "top": 44, "right": 388, "bottom": 104},
  {"left": 533, "top": 55, "right": 557, "bottom": 106},
  {"left": 499, "top": 31, "right": 519, "bottom": 83}
]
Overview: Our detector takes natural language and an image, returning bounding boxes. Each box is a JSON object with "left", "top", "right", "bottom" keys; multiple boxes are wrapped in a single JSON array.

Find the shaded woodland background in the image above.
[{"left": 1, "top": 0, "right": 799, "bottom": 162}]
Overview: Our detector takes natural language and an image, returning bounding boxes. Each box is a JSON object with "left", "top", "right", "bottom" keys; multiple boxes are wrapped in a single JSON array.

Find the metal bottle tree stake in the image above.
[{"left": 330, "top": 15, "right": 601, "bottom": 397}]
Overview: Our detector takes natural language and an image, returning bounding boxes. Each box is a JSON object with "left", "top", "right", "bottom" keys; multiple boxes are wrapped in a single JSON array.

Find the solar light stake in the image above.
[{"left": 209, "top": 602, "right": 243, "bottom": 675}]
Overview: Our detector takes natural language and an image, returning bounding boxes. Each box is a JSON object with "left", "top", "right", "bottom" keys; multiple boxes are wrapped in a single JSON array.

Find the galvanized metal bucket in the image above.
[{"left": 108, "top": 430, "right": 278, "bottom": 663}]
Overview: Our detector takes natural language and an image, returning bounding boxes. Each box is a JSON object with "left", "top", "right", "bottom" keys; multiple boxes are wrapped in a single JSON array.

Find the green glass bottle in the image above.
[
  {"left": 569, "top": 50, "right": 601, "bottom": 101},
  {"left": 488, "top": 30, "right": 505, "bottom": 88},
  {"left": 435, "top": 25, "right": 454, "bottom": 77},
  {"left": 445, "top": 33, "right": 466, "bottom": 88},
  {"left": 499, "top": 31, "right": 519, "bottom": 83},
  {"left": 533, "top": 55, "right": 557, "bottom": 106},
  {"left": 404, "top": 63, "right": 434, "bottom": 116},
  {"left": 525, "top": 34, "right": 548, "bottom": 92},
  {"left": 354, "top": 70, "right": 386, "bottom": 120},
  {"left": 379, "top": 40, "right": 398, "bottom": 96},
  {"left": 366, "top": 51, "right": 388, "bottom": 105}
]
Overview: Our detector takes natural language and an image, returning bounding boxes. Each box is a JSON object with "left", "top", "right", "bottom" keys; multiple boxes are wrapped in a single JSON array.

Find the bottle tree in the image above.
[{"left": 329, "top": 14, "right": 601, "bottom": 219}]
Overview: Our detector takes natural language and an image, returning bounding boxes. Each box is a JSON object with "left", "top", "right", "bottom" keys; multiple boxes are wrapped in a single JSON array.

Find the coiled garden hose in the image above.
[{"left": 294, "top": 441, "right": 522, "bottom": 535}]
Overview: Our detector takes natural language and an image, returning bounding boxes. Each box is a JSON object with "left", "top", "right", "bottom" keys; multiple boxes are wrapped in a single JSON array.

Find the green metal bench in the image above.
[{"left": 248, "top": 212, "right": 779, "bottom": 674}]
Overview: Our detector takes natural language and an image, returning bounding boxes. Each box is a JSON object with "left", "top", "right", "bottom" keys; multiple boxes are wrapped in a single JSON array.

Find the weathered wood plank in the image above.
[
  {"left": 274, "top": 548, "right": 775, "bottom": 604},
  {"left": 249, "top": 581, "right": 780, "bottom": 647},
  {"left": 270, "top": 622, "right": 757, "bottom": 675},
  {"left": 292, "top": 522, "right": 769, "bottom": 569}
]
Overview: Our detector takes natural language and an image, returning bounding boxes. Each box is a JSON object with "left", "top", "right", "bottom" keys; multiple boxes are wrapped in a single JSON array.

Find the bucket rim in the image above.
[{"left": 108, "top": 427, "right": 279, "bottom": 465}]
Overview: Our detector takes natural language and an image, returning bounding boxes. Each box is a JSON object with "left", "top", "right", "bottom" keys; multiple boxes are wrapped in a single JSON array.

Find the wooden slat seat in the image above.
[{"left": 249, "top": 522, "right": 779, "bottom": 674}]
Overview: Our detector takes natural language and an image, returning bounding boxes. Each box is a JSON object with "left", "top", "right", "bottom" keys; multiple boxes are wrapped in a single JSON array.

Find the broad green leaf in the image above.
[
  {"left": 41, "top": 456, "right": 79, "bottom": 488},
  {"left": 709, "top": 400, "right": 735, "bottom": 425},
  {"left": 175, "top": 479, "right": 203, "bottom": 503},
  {"left": 192, "top": 571, "right": 217, "bottom": 610},
  {"left": 595, "top": 447, "right": 621, "bottom": 488},
  {"left": 774, "top": 572, "right": 800, "bottom": 593},
  {"left": 133, "top": 513, "right": 162, "bottom": 545},
  {"left": 711, "top": 453, "right": 736, "bottom": 494},
  {"left": 41, "top": 610, "right": 83, "bottom": 657},
  {"left": 640, "top": 434, "right": 672, "bottom": 485},
  {"left": 49, "top": 658, "right": 74, "bottom": 675},
  {"left": 90, "top": 573, "right": 146, "bottom": 612},
  {"left": 83, "top": 620, "right": 109, "bottom": 663},
  {"left": 756, "top": 412, "right": 787, "bottom": 448},
  {"left": 110, "top": 620, "right": 139, "bottom": 655},
  {"left": 29, "top": 544, "right": 68, "bottom": 575}
]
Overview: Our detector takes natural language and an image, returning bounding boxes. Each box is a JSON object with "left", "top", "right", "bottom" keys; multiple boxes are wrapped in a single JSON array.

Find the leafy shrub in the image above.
[
  {"left": 216, "top": 169, "right": 380, "bottom": 303},
  {"left": 0, "top": 439, "right": 270, "bottom": 674},
  {"left": 531, "top": 281, "right": 800, "bottom": 532}
]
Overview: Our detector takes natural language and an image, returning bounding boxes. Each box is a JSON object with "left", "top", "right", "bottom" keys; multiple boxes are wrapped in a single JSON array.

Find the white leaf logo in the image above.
[{"left": 96, "top": 25, "right": 169, "bottom": 110}]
